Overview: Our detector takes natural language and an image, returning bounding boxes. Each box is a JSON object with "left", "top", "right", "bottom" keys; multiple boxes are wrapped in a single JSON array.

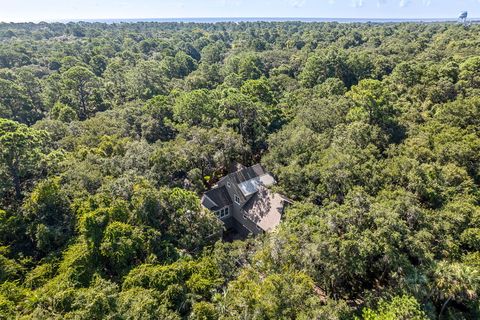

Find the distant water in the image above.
[{"left": 65, "top": 17, "right": 469, "bottom": 24}]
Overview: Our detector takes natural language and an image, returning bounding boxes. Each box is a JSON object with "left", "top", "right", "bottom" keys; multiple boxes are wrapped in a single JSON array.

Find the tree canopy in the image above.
[{"left": 0, "top": 20, "right": 479, "bottom": 319}]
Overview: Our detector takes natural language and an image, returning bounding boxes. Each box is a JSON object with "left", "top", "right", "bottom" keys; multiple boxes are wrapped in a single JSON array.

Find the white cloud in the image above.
[
  {"left": 286, "top": 0, "right": 307, "bottom": 8},
  {"left": 422, "top": 0, "right": 432, "bottom": 6},
  {"left": 399, "top": 0, "right": 410, "bottom": 7},
  {"left": 377, "top": 0, "right": 387, "bottom": 7},
  {"left": 352, "top": 0, "right": 364, "bottom": 8},
  {"left": 217, "top": 0, "right": 243, "bottom": 7}
]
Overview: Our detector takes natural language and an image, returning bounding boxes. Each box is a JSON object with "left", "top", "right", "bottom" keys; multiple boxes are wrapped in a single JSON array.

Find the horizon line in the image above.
[{"left": 1, "top": 16, "right": 477, "bottom": 24}]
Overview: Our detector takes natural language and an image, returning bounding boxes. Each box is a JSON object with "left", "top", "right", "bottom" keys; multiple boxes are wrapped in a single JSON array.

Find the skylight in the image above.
[{"left": 237, "top": 174, "right": 275, "bottom": 196}]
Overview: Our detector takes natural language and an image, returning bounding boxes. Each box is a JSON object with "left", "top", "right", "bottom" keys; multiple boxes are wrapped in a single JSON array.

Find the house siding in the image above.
[
  {"left": 218, "top": 176, "right": 262, "bottom": 235},
  {"left": 204, "top": 164, "right": 282, "bottom": 238},
  {"left": 232, "top": 209, "right": 263, "bottom": 235},
  {"left": 221, "top": 214, "right": 235, "bottom": 229},
  {"left": 219, "top": 178, "right": 244, "bottom": 214}
]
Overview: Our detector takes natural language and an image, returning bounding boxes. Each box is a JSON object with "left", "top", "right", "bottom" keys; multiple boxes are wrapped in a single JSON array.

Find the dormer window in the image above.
[
  {"left": 227, "top": 181, "right": 231, "bottom": 188},
  {"left": 234, "top": 194, "right": 240, "bottom": 205}
]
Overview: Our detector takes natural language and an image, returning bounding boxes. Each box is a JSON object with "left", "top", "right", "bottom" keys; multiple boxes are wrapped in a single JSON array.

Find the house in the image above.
[{"left": 201, "top": 163, "right": 291, "bottom": 236}]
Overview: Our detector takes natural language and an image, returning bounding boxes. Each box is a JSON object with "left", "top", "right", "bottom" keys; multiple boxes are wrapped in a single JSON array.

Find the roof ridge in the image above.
[
  {"left": 240, "top": 168, "right": 249, "bottom": 181},
  {"left": 203, "top": 194, "right": 218, "bottom": 207}
]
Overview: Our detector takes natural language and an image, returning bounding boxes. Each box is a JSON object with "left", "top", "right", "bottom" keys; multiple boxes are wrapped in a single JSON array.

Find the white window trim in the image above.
[
  {"left": 227, "top": 181, "right": 231, "bottom": 188},
  {"left": 215, "top": 206, "right": 230, "bottom": 219},
  {"left": 234, "top": 194, "right": 240, "bottom": 205}
]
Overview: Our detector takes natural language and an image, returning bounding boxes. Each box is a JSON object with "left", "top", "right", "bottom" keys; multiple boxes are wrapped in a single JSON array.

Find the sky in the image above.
[{"left": 0, "top": 0, "right": 479, "bottom": 22}]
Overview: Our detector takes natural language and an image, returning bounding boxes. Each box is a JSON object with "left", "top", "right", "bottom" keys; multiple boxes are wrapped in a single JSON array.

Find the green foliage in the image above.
[
  {"left": 173, "top": 89, "right": 219, "bottom": 127},
  {"left": 50, "top": 102, "right": 78, "bottom": 123},
  {"left": 141, "top": 95, "right": 176, "bottom": 142},
  {"left": 0, "top": 118, "right": 48, "bottom": 202},
  {"left": 0, "top": 247, "right": 23, "bottom": 283},
  {"left": 221, "top": 268, "right": 322, "bottom": 319},
  {"left": 458, "top": 56, "right": 480, "bottom": 94},
  {"left": 360, "top": 296, "right": 428, "bottom": 320},
  {"left": 150, "top": 126, "right": 246, "bottom": 189},
  {"left": 190, "top": 301, "right": 217, "bottom": 320},
  {"left": 126, "top": 60, "right": 168, "bottom": 100},
  {"left": 220, "top": 89, "right": 274, "bottom": 152},
  {"left": 118, "top": 288, "right": 180, "bottom": 320},
  {"left": 22, "top": 178, "right": 73, "bottom": 255},
  {"left": 347, "top": 79, "right": 400, "bottom": 140},
  {"left": 0, "top": 294, "right": 15, "bottom": 320},
  {"left": 240, "top": 77, "right": 276, "bottom": 105},
  {"left": 100, "top": 222, "right": 145, "bottom": 274},
  {"left": 123, "top": 257, "right": 222, "bottom": 315},
  {"left": 158, "top": 188, "right": 222, "bottom": 252},
  {"left": 57, "top": 240, "right": 97, "bottom": 286},
  {"left": 0, "top": 282, "right": 26, "bottom": 320},
  {"left": 431, "top": 261, "right": 480, "bottom": 308},
  {"left": 63, "top": 276, "right": 119, "bottom": 319},
  {"left": 24, "top": 260, "right": 57, "bottom": 289},
  {"left": 61, "top": 66, "right": 102, "bottom": 119},
  {"left": 0, "top": 21, "right": 480, "bottom": 319},
  {"left": 300, "top": 49, "right": 353, "bottom": 88},
  {"left": 225, "top": 52, "right": 264, "bottom": 81}
]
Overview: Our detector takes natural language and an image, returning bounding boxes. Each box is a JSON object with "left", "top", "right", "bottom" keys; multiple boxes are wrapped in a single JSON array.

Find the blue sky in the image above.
[{"left": 0, "top": 0, "right": 478, "bottom": 22}]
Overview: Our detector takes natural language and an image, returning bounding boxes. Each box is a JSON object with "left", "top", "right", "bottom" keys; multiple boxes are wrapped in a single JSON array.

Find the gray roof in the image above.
[
  {"left": 202, "top": 185, "right": 232, "bottom": 211},
  {"left": 242, "top": 185, "right": 286, "bottom": 232},
  {"left": 227, "top": 164, "right": 266, "bottom": 184},
  {"left": 201, "top": 163, "right": 289, "bottom": 234}
]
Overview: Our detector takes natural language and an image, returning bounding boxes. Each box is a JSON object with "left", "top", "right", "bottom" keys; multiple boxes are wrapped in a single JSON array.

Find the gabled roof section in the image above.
[
  {"left": 202, "top": 195, "right": 217, "bottom": 209},
  {"left": 242, "top": 185, "right": 286, "bottom": 232},
  {"left": 228, "top": 164, "right": 266, "bottom": 184},
  {"left": 202, "top": 185, "right": 232, "bottom": 211}
]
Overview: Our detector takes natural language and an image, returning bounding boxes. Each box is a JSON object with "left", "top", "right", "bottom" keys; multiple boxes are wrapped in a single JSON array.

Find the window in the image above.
[
  {"left": 227, "top": 181, "right": 231, "bottom": 188},
  {"left": 215, "top": 207, "right": 229, "bottom": 219},
  {"left": 243, "top": 214, "right": 247, "bottom": 220},
  {"left": 234, "top": 194, "right": 240, "bottom": 205}
]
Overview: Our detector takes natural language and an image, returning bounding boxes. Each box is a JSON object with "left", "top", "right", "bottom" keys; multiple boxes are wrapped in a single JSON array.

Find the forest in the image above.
[{"left": 0, "top": 20, "right": 479, "bottom": 319}]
